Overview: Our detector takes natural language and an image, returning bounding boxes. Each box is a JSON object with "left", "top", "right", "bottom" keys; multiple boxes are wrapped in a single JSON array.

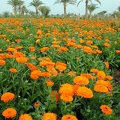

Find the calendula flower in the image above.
[
  {"left": 40, "top": 47, "right": 49, "bottom": 52},
  {"left": 61, "top": 114, "right": 78, "bottom": 120},
  {"left": 55, "top": 62, "right": 66, "bottom": 71},
  {"left": 100, "top": 105, "right": 112, "bottom": 115},
  {"left": 60, "top": 94, "right": 73, "bottom": 102},
  {"left": 7, "top": 47, "right": 16, "bottom": 52},
  {"left": 90, "top": 68, "right": 99, "bottom": 73},
  {"left": 30, "top": 70, "right": 41, "bottom": 80},
  {"left": 42, "top": 112, "right": 57, "bottom": 120},
  {"left": 83, "top": 46, "right": 93, "bottom": 54},
  {"left": 46, "top": 80, "right": 54, "bottom": 86},
  {"left": 73, "top": 76, "right": 89, "bottom": 85},
  {"left": 1, "top": 92, "right": 15, "bottom": 103},
  {"left": 0, "top": 59, "right": 6, "bottom": 66},
  {"left": 34, "top": 101, "right": 40, "bottom": 107},
  {"left": 9, "top": 68, "right": 18, "bottom": 73},
  {"left": 59, "top": 83, "right": 74, "bottom": 96},
  {"left": 26, "top": 62, "right": 37, "bottom": 71},
  {"left": 105, "top": 75, "right": 113, "bottom": 81},
  {"left": 29, "top": 46, "right": 36, "bottom": 52},
  {"left": 19, "top": 114, "right": 32, "bottom": 120},
  {"left": 97, "top": 71, "right": 106, "bottom": 80},
  {"left": 16, "top": 57, "right": 28, "bottom": 63},
  {"left": 13, "top": 51, "right": 25, "bottom": 57},
  {"left": 104, "top": 61, "right": 109, "bottom": 69},
  {"left": 76, "top": 86, "right": 93, "bottom": 98},
  {"left": 2, "top": 108, "right": 17, "bottom": 119},
  {"left": 94, "top": 84, "right": 108, "bottom": 93}
]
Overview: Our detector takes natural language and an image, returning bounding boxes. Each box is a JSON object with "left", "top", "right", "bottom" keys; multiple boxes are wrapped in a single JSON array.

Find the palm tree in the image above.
[
  {"left": 54, "top": 0, "right": 76, "bottom": 18},
  {"left": 21, "top": 5, "right": 28, "bottom": 16},
  {"left": 88, "top": 4, "right": 99, "bottom": 19},
  {"left": 97, "top": 10, "right": 107, "bottom": 19},
  {"left": 18, "top": 0, "right": 24, "bottom": 15},
  {"left": 7, "top": 0, "right": 20, "bottom": 15},
  {"left": 39, "top": 6, "right": 51, "bottom": 18},
  {"left": 77, "top": 0, "right": 101, "bottom": 20},
  {"left": 29, "top": 0, "right": 43, "bottom": 16},
  {"left": 117, "top": 6, "right": 120, "bottom": 12}
]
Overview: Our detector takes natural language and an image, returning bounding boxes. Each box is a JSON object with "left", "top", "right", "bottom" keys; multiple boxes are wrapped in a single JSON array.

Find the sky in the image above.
[{"left": 0, "top": 0, "right": 120, "bottom": 15}]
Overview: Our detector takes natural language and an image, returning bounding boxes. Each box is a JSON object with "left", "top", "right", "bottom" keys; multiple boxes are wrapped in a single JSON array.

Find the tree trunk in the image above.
[
  {"left": 85, "top": 0, "right": 88, "bottom": 20},
  {"left": 63, "top": 3, "right": 66, "bottom": 18},
  {"left": 14, "top": 6, "right": 17, "bottom": 17},
  {"left": 36, "top": 8, "right": 38, "bottom": 16},
  {"left": 89, "top": 11, "right": 92, "bottom": 19},
  {"left": 19, "top": 5, "right": 21, "bottom": 15}
]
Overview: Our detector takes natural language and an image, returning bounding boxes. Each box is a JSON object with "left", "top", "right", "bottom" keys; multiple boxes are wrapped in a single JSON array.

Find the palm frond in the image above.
[
  {"left": 77, "top": 0, "right": 83, "bottom": 7},
  {"left": 95, "top": 0, "right": 101, "bottom": 5}
]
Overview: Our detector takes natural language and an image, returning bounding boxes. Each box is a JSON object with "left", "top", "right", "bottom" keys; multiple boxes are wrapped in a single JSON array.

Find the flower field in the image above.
[{"left": 0, "top": 18, "right": 120, "bottom": 120}]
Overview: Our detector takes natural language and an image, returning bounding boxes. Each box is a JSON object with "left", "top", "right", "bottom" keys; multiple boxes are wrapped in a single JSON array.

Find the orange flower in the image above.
[
  {"left": 73, "top": 84, "right": 80, "bottom": 95},
  {"left": 2, "top": 108, "right": 17, "bottom": 119},
  {"left": 100, "top": 105, "right": 112, "bottom": 115},
  {"left": 97, "top": 71, "right": 106, "bottom": 80},
  {"left": 1, "top": 92, "right": 15, "bottom": 103},
  {"left": 73, "top": 76, "right": 89, "bottom": 85},
  {"left": 40, "top": 72, "right": 51, "bottom": 77},
  {"left": 80, "top": 73, "right": 93, "bottom": 79},
  {"left": 29, "top": 46, "right": 35, "bottom": 52},
  {"left": 76, "top": 86, "right": 93, "bottom": 98},
  {"left": 36, "top": 29, "right": 42, "bottom": 35},
  {"left": 60, "top": 94, "right": 73, "bottom": 102},
  {"left": 13, "top": 52, "right": 25, "bottom": 57},
  {"left": 105, "top": 75, "right": 113, "bottom": 80},
  {"left": 59, "top": 83, "right": 74, "bottom": 96},
  {"left": 94, "top": 84, "right": 108, "bottom": 93},
  {"left": 9, "top": 68, "right": 18, "bottom": 73},
  {"left": 42, "top": 113, "right": 57, "bottom": 120},
  {"left": 96, "top": 49, "right": 102, "bottom": 54},
  {"left": 7, "top": 47, "right": 16, "bottom": 52},
  {"left": 104, "top": 43, "right": 110, "bottom": 47},
  {"left": 40, "top": 47, "right": 49, "bottom": 52},
  {"left": 116, "top": 50, "right": 120, "bottom": 54},
  {"left": 86, "top": 40, "right": 93, "bottom": 45},
  {"left": 104, "top": 61, "right": 109, "bottom": 69},
  {"left": 55, "top": 62, "right": 66, "bottom": 71},
  {"left": 61, "top": 114, "right": 78, "bottom": 120},
  {"left": 83, "top": 46, "right": 93, "bottom": 54},
  {"left": 45, "top": 80, "right": 54, "bottom": 86},
  {"left": 26, "top": 62, "right": 37, "bottom": 71},
  {"left": 30, "top": 70, "right": 41, "bottom": 80},
  {"left": 16, "top": 57, "right": 28, "bottom": 63},
  {"left": 34, "top": 101, "right": 40, "bottom": 107},
  {"left": 0, "top": 59, "right": 6, "bottom": 66},
  {"left": 90, "top": 68, "right": 99, "bottom": 73},
  {"left": 19, "top": 114, "right": 32, "bottom": 120}
]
